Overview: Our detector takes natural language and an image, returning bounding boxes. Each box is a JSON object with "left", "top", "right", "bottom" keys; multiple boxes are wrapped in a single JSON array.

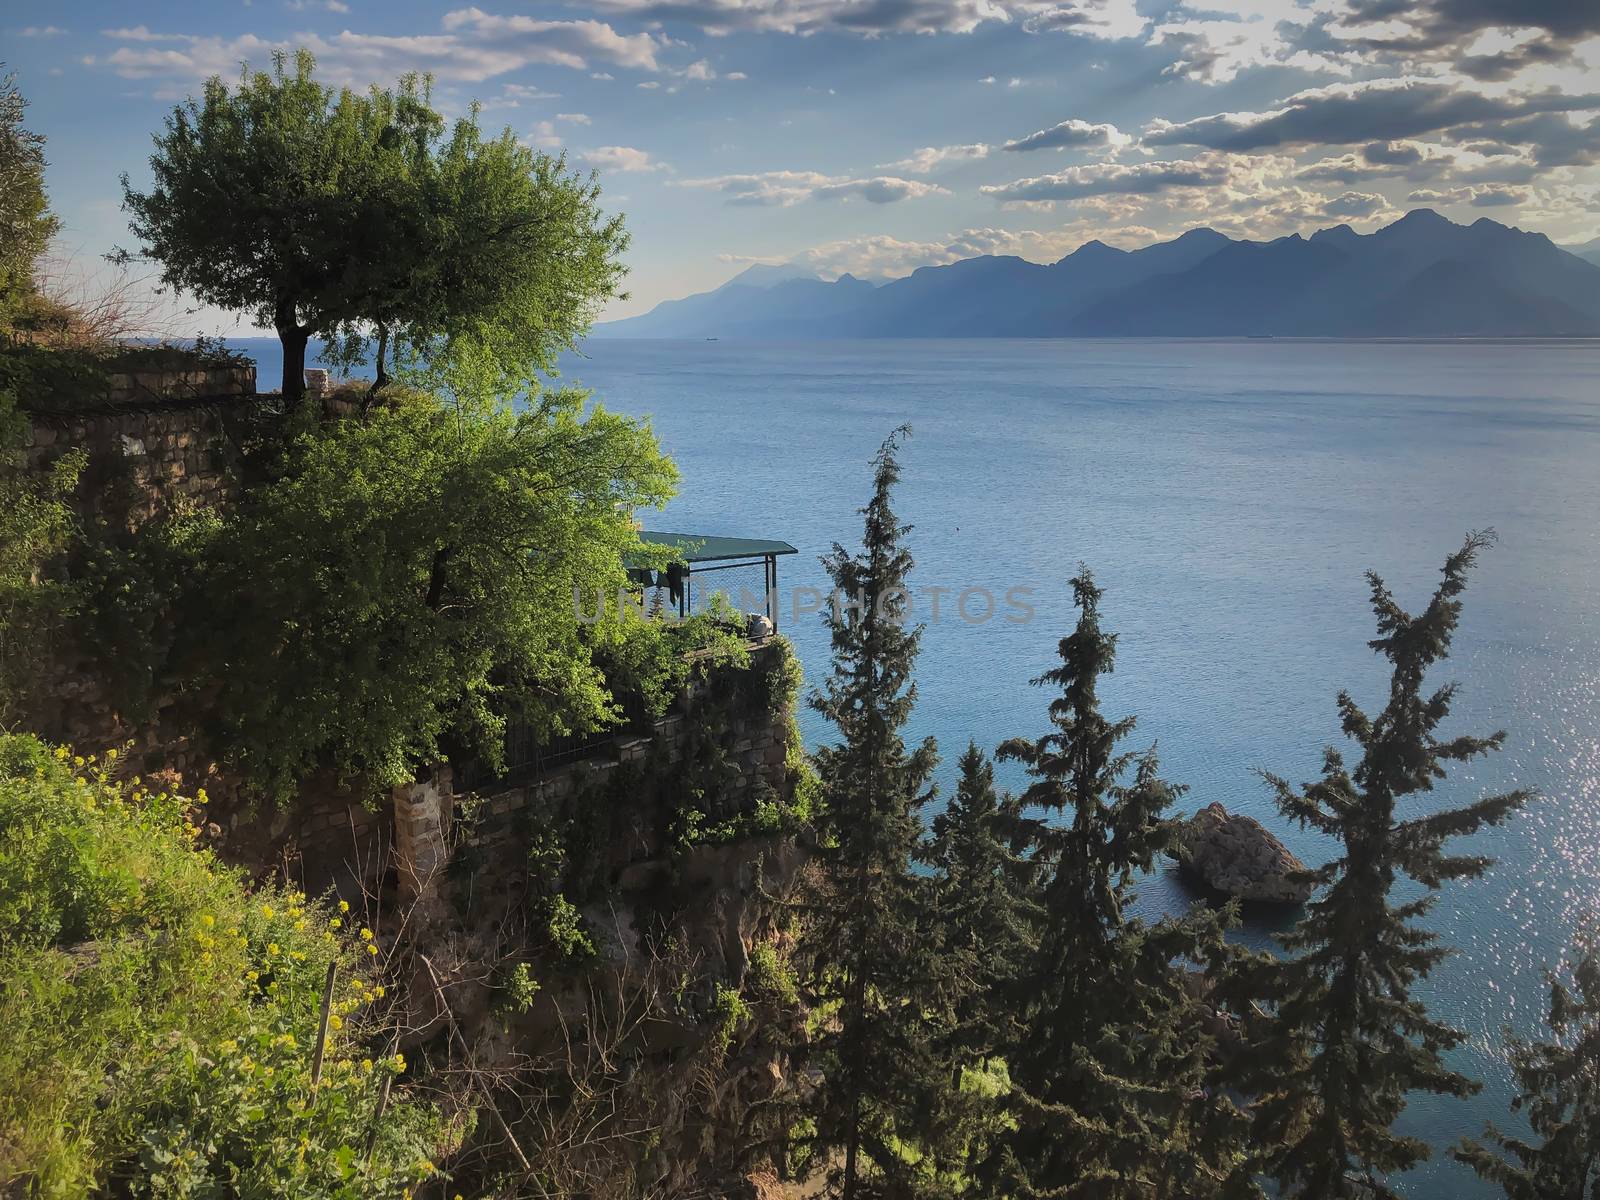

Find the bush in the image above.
[
  {"left": 154, "top": 387, "right": 678, "bottom": 802},
  {"left": 0, "top": 733, "right": 442, "bottom": 1196},
  {"left": 746, "top": 942, "right": 800, "bottom": 1010},
  {"left": 710, "top": 982, "right": 751, "bottom": 1053},
  {"left": 539, "top": 893, "right": 596, "bottom": 964}
]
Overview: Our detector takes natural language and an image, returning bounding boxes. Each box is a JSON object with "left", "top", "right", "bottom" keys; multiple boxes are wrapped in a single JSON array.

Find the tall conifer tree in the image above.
[
  {"left": 1454, "top": 949, "right": 1600, "bottom": 1198},
  {"left": 801, "top": 426, "right": 949, "bottom": 1199},
  {"left": 922, "top": 743, "right": 1036, "bottom": 1079},
  {"left": 989, "top": 568, "right": 1244, "bottom": 1198},
  {"left": 1240, "top": 532, "right": 1530, "bottom": 1198}
]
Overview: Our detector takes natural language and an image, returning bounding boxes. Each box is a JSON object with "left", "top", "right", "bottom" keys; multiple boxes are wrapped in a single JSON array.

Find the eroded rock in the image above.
[{"left": 1172, "top": 802, "right": 1312, "bottom": 904}]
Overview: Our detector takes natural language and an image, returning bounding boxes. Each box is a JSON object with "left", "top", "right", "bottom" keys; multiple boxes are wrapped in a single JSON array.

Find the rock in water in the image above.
[{"left": 1172, "top": 802, "right": 1311, "bottom": 905}]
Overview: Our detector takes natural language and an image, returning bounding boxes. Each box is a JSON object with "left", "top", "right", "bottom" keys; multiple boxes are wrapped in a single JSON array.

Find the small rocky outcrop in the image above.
[{"left": 1171, "top": 802, "right": 1311, "bottom": 905}]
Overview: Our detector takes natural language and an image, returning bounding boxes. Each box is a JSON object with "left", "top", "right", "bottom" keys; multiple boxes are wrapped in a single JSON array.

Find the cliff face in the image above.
[
  {"left": 385, "top": 642, "right": 814, "bottom": 1196},
  {"left": 19, "top": 363, "right": 815, "bottom": 1195}
]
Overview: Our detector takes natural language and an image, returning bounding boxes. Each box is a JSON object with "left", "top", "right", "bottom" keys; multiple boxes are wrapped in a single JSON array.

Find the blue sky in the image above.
[{"left": 7, "top": 0, "right": 1599, "bottom": 327}]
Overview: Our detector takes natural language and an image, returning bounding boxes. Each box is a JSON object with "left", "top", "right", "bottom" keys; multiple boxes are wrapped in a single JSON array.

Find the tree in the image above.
[
  {"left": 921, "top": 742, "right": 1035, "bottom": 1082},
  {"left": 1455, "top": 949, "right": 1600, "bottom": 1199},
  {"left": 123, "top": 51, "right": 626, "bottom": 407},
  {"left": 1240, "top": 532, "right": 1531, "bottom": 1198},
  {"left": 0, "top": 69, "right": 59, "bottom": 328},
  {"left": 988, "top": 567, "right": 1246, "bottom": 1199},
  {"left": 800, "top": 426, "right": 952, "bottom": 1199},
  {"left": 160, "top": 386, "right": 677, "bottom": 801}
]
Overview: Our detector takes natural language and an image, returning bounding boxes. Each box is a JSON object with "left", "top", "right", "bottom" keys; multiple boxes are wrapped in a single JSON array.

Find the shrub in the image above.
[
  {"left": 539, "top": 893, "right": 596, "bottom": 964},
  {"left": 0, "top": 733, "right": 442, "bottom": 1195},
  {"left": 710, "top": 982, "right": 751, "bottom": 1053},
  {"left": 746, "top": 943, "right": 800, "bottom": 1010}
]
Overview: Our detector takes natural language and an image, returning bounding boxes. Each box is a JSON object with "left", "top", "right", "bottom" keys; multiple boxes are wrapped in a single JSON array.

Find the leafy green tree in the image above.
[
  {"left": 989, "top": 567, "right": 1246, "bottom": 1199},
  {"left": 164, "top": 387, "right": 677, "bottom": 801},
  {"left": 800, "top": 426, "right": 952, "bottom": 1199},
  {"left": 123, "top": 51, "right": 625, "bottom": 407},
  {"left": 0, "top": 68, "right": 57, "bottom": 327},
  {"left": 1241, "top": 532, "right": 1530, "bottom": 1198},
  {"left": 1454, "top": 949, "right": 1600, "bottom": 1198}
]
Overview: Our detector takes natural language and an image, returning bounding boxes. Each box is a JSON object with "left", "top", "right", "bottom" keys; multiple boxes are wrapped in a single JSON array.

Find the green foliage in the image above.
[
  {"left": 710, "top": 982, "right": 751, "bottom": 1053},
  {"left": 746, "top": 942, "right": 800, "bottom": 1011},
  {"left": 493, "top": 961, "right": 543, "bottom": 1017},
  {"left": 987, "top": 568, "right": 1248, "bottom": 1199},
  {"left": 0, "top": 388, "right": 81, "bottom": 720},
  {"left": 1455, "top": 949, "right": 1600, "bottom": 1198},
  {"left": 0, "top": 733, "right": 441, "bottom": 1195},
  {"left": 0, "top": 70, "right": 57, "bottom": 328},
  {"left": 123, "top": 50, "right": 627, "bottom": 404},
  {"left": 1240, "top": 531, "right": 1531, "bottom": 1199},
  {"left": 538, "top": 893, "right": 596, "bottom": 964},
  {"left": 148, "top": 386, "right": 676, "bottom": 802},
  {"left": 800, "top": 426, "right": 957, "bottom": 1198},
  {"left": 922, "top": 742, "right": 1037, "bottom": 1082}
]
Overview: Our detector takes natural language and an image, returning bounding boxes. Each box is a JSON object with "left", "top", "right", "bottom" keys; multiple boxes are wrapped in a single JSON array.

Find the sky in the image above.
[{"left": 6, "top": 0, "right": 1600, "bottom": 329}]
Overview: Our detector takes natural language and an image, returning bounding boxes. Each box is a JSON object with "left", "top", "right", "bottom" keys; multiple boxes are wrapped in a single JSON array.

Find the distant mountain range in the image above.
[{"left": 596, "top": 211, "right": 1600, "bottom": 339}]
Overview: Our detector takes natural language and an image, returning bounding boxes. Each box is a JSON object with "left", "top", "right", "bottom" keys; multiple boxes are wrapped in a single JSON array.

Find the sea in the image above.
[{"left": 241, "top": 335, "right": 1600, "bottom": 1195}]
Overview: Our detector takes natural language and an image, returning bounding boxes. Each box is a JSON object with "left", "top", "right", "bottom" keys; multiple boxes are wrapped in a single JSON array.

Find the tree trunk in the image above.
[
  {"left": 374, "top": 323, "right": 389, "bottom": 391},
  {"left": 276, "top": 298, "right": 308, "bottom": 411}
]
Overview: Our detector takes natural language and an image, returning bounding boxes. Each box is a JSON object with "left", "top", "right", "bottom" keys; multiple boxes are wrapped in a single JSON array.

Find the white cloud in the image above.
[
  {"left": 1020, "top": 0, "right": 1147, "bottom": 39},
  {"left": 981, "top": 155, "right": 1238, "bottom": 203},
  {"left": 97, "top": 10, "right": 670, "bottom": 88},
  {"left": 18, "top": 25, "right": 68, "bottom": 36},
  {"left": 877, "top": 143, "right": 990, "bottom": 173},
  {"left": 583, "top": 0, "right": 1013, "bottom": 37},
  {"left": 557, "top": 111, "right": 591, "bottom": 124},
  {"left": 680, "top": 170, "right": 950, "bottom": 206},
  {"left": 583, "top": 145, "right": 670, "bottom": 172},
  {"left": 1002, "top": 117, "right": 1130, "bottom": 152}
]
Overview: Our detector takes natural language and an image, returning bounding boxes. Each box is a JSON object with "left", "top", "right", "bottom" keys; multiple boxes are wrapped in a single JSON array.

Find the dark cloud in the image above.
[
  {"left": 1363, "top": 139, "right": 1423, "bottom": 166},
  {"left": 1331, "top": 0, "right": 1600, "bottom": 79},
  {"left": 1145, "top": 80, "right": 1600, "bottom": 152},
  {"left": 1444, "top": 112, "right": 1600, "bottom": 168},
  {"left": 1340, "top": 0, "right": 1600, "bottom": 47}
]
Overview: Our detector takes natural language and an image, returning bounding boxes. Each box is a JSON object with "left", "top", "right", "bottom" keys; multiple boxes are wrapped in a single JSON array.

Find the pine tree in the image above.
[
  {"left": 1241, "top": 531, "right": 1531, "bottom": 1198},
  {"left": 988, "top": 567, "right": 1245, "bottom": 1199},
  {"left": 1455, "top": 949, "right": 1600, "bottom": 1198},
  {"left": 800, "top": 426, "right": 950, "bottom": 1199},
  {"left": 922, "top": 742, "right": 1036, "bottom": 1077}
]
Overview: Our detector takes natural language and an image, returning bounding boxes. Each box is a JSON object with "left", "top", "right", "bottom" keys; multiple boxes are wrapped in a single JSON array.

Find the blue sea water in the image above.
[{"left": 244, "top": 335, "right": 1600, "bottom": 1195}]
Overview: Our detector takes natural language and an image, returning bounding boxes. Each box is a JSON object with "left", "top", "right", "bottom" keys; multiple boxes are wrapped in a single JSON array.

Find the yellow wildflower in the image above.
[{"left": 338, "top": 899, "right": 350, "bottom": 913}]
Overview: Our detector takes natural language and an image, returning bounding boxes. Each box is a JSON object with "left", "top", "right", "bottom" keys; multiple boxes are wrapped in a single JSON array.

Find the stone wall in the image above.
[
  {"left": 19, "top": 358, "right": 261, "bottom": 783},
  {"left": 22, "top": 361, "right": 257, "bottom": 531}
]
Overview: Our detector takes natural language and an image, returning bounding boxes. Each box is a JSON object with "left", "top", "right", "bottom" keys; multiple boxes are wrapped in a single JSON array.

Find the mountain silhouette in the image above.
[{"left": 596, "top": 211, "right": 1600, "bottom": 339}]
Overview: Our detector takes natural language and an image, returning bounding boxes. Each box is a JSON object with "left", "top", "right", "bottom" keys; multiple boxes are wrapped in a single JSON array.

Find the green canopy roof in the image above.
[{"left": 635, "top": 530, "right": 798, "bottom": 564}]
